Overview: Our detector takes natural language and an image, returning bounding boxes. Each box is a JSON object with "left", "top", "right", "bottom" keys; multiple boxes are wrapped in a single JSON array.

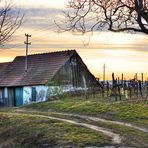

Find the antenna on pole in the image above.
[{"left": 24, "top": 34, "right": 31, "bottom": 72}]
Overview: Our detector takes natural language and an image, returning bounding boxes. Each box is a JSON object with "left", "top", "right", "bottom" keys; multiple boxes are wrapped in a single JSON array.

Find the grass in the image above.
[
  {"left": 0, "top": 96, "right": 147, "bottom": 147},
  {"left": 42, "top": 112, "right": 148, "bottom": 147},
  {"left": 23, "top": 96, "right": 148, "bottom": 127},
  {"left": 9, "top": 109, "right": 148, "bottom": 147},
  {"left": 0, "top": 112, "right": 111, "bottom": 148},
  {"left": 86, "top": 120, "right": 148, "bottom": 147}
]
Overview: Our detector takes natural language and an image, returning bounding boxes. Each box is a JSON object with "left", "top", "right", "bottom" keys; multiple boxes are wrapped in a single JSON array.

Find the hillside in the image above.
[{"left": 0, "top": 97, "right": 148, "bottom": 148}]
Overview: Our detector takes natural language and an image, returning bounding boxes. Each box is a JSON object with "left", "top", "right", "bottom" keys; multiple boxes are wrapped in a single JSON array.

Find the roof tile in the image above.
[{"left": 0, "top": 50, "right": 75, "bottom": 87}]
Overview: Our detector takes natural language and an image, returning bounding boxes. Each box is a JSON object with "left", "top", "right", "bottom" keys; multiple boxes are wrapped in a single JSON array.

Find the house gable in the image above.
[{"left": 50, "top": 51, "right": 97, "bottom": 87}]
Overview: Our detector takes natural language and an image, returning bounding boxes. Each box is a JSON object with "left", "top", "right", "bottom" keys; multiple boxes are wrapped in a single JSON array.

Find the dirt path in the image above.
[
  {"left": 53, "top": 112, "right": 148, "bottom": 133},
  {"left": 16, "top": 109, "right": 148, "bottom": 133},
  {"left": 6, "top": 112, "right": 122, "bottom": 144}
]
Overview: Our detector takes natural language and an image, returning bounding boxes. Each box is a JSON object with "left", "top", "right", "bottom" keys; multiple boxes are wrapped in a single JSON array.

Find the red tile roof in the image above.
[{"left": 0, "top": 50, "right": 75, "bottom": 87}]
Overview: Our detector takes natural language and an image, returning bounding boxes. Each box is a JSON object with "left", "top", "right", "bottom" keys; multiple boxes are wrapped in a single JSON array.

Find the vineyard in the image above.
[{"left": 89, "top": 73, "right": 148, "bottom": 102}]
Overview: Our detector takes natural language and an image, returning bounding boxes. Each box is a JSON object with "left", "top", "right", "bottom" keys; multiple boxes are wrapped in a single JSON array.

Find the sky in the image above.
[{"left": 0, "top": 0, "right": 148, "bottom": 80}]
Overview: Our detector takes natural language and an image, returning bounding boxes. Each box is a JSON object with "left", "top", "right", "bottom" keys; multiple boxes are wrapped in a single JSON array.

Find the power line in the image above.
[
  {"left": 31, "top": 32, "right": 60, "bottom": 42},
  {"left": 0, "top": 44, "right": 23, "bottom": 51},
  {"left": 1, "top": 32, "right": 59, "bottom": 50},
  {"left": 29, "top": 24, "right": 56, "bottom": 35},
  {"left": 12, "top": 24, "right": 56, "bottom": 37}
]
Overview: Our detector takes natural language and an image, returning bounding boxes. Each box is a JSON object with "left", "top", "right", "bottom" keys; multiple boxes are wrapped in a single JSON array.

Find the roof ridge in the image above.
[
  {"left": 16, "top": 49, "right": 76, "bottom": 58},
  {"left": 0, "top": 62, "right": 11, "bottom": 64}
]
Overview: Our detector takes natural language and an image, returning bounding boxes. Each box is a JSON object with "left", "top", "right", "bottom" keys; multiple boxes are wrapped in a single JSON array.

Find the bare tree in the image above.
[
  {"left": 59, "top": 0, "right": 148, "bottom": 35},
  {"left": 0, "top": 0, "right": 24, "bottom": 45}
]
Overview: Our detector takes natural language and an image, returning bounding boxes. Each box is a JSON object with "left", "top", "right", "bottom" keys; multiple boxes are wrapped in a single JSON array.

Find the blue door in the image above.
[
  {"left": 32, "top": 87, "right": 36, "bottom": 102},
  {"left": 15, "top": 87, "right": 23, "bottom": 106}
]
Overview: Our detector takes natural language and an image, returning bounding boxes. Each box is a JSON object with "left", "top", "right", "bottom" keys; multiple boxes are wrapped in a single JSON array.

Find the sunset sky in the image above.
[{"left": 0, "top": 0, "right": 148, "bottom": 80}]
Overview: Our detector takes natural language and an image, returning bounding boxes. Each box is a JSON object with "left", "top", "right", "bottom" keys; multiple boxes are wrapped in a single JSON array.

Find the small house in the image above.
[{"left": 0, "top": 50, "right": 98, "bottom": 107}]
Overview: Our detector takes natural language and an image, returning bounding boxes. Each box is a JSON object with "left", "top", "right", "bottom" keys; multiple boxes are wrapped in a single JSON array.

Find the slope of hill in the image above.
[{"left": 0, "top": 97, "right": 148, "bottom": 147}]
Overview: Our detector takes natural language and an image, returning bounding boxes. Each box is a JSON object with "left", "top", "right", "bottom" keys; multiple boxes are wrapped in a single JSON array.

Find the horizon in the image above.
[
  {"left": 0, "top": 49, "right": 147, "bottom": 81},
  {"left": 0, "top": 0, "right": 148, "bottom": 80}
]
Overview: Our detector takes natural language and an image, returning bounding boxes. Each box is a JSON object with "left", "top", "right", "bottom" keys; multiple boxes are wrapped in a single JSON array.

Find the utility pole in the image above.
[
  {"left": 24, "top": 34, "right": 31, "bottom": 72},
  {"left": 141, "top": 73, "right": 144, "bottom": 87},
  {"left": 103, "top": 63, "right": 107, "bottom": 83},
  {"left": 135, "top": 73, "right": 138, "bottom": 81},
  {"left": 121, "top": 73, "right": 124, "bottom": 86}
]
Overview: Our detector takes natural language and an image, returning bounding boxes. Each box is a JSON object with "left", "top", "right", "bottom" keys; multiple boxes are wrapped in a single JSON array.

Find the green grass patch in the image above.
[
  {"left": 0, "top": 113, "right": 111, "bottom": 148},
  {"left": 40, "top": 112, "right": 148, "bottom": 147},
  {"left": 86, "top": 120, "right": 148, "bottom": 147},
  {"left": 23, "top": 97, "right": 148, "bottom": 126}
]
